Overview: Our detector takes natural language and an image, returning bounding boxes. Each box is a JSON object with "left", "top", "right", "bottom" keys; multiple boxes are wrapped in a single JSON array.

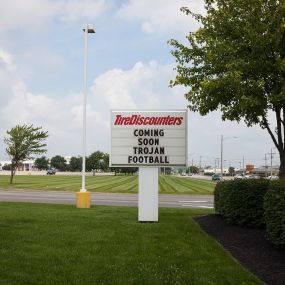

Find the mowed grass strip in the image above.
[
  {"left": 0, "top": 203, "right": 262, "bottom": 285},
  {"left": 0, "top": 175, "right": 216, "bottom": 194},
  {"left": 159, "top": 176, "right": 215, "bottom": 194}
]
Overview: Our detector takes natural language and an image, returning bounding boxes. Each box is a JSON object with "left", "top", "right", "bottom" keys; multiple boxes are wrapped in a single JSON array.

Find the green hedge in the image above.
[
  {"left": 264, "top": 181, "right": 285, "bottom": 247},
  {"left": 214, "top": 179, "right": 270, "bottom": 228}
]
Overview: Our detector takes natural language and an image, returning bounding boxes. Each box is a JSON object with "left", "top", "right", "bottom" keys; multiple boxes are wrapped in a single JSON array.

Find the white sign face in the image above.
[{"left": 110, "top": 110, "right": 188, "bottom": 167}]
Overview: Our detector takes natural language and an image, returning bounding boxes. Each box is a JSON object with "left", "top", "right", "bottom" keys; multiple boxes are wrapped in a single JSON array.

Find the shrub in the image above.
[
  {"left": 264, "top": 180, "right": 285, "bottom": 247},
  {"left": 214, "top": 179, "right": 270, "bottom": 228},
  {"left": 214, "top": 181, "right": 231, "bottom": 215}
]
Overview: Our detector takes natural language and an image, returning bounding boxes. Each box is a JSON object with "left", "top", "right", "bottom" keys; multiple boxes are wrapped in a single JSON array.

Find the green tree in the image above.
[
  {"left": 101, "top": 153, "right": 110, "bottom": 172},
  {"left": 228, "top": 166, "right": 235, "bottom": 176},
  {"left": 50, "top": 155, "right": 67, "bottom": 171},
  {"left": 2, "top": 164, "right": 12, "bottom": 171},
  {"left": 189, "top": 166, "right": 199, "bottom": 174},
  {"left": 34, "top": 156, "right": 49, "bottom": 170},
  {"left": 86, "top": 151, "right": 109, "bottom": 172},
  {"left": 4, "top": 125, "right": 48, "bottom": 183},
  {"left": 169, "top": 1, "right": 285, "bottom": 177},
  {"left": 69, "top": 156, "right": 82, "bottom": 172}
]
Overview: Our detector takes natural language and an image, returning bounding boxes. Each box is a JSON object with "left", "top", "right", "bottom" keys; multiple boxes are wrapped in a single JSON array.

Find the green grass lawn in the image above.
[
  {"left": 0, "top": 175, "right": 216, "bottom": 194},
  {"left": 0, "top": 203, "right": 262, "bottom": 285}
]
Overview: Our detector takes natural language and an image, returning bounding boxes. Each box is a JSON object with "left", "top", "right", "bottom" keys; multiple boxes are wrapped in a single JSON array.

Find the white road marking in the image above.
[
  {"left": 180, "top": 204, "right": 213, "bottom": 209},
  {"left": 179, "top": 200, "right": 208, "bottom": 203}
]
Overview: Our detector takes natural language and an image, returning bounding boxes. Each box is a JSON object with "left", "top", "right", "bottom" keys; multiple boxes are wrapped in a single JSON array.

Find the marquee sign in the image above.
[{"left": 110, "top": 110, "right": 188, "bottom": 167}]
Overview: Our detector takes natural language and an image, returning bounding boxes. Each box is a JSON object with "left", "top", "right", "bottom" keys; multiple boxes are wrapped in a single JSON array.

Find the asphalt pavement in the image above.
[{"left": 0, "top": 189, "right": 214, "bottom": 209}]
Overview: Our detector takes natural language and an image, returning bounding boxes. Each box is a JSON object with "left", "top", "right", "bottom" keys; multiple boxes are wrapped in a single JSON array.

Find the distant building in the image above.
[
  {"left": 17, "top": 160, "right": 35, "bottom": 171},
  {"left": 204, "top": 168, "right": 229, "bottom": 175},
  {"left": 252, "top": 166, "right": 279, "bottom": 177},
  {"left": 0, "top": 160, "right": 35, "bottom": 171},
  {"left": 64, "top": 156, "right": 72, "bottom": 165}
]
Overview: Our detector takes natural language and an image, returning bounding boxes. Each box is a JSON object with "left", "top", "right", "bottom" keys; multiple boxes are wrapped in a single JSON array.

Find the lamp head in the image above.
[{"left": 83, "top": 24, "right": 95, "bottom": 33}]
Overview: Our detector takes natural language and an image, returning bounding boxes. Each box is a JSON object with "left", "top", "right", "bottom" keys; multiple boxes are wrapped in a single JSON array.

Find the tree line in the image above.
[
  {"left": 3, "top": 124, "right": 137, "bottom": 184},
  {"left": 34, "top": 153, "right": 138, "bottom": 174},
  {"left": 35, "top": 151, "right": 109, "bottom": 172}
]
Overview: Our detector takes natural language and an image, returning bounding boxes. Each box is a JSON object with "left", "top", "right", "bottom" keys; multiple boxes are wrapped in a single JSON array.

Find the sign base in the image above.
[
  {"left": 76, "top": 191, "right": 91, "bottom": 208},
  {"left": 138, "top": 167, "right": 158, "bottom": 222}
]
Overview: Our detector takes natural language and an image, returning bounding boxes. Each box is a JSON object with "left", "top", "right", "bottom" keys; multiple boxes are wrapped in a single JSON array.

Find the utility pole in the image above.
[
  {"left": 268, "top": 149, "right": 275, "bottom": 177},
  {"left": 221, "top": 135, "right": 223, "bottom": 179},
  {"left": 264, "top": 154, "right": 268, "bottom": 178},
  {"left": 199, "top": 156, "right": 202, "bottom": 174},
  {"left": 242, "top": 156, "right": 245, "bottom": 176},
  {"left": 270, "top": 149, "right": 273, "bottom": 177}
]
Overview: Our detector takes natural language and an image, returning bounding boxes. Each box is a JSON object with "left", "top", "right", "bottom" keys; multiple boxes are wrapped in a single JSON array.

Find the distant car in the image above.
[
  {"left": 243, "top": 174, "right": 260, "bottom": 179},
  {"left": 47, "top": 169, "right": 56, "bottom": 175},
  {"left": 180, "top": 172, "right": 186, "bottom": 176},
  {"left": 212, "top": 174, "right": 221, "bottom": 181},
  {"left": 244, "top": 174, "right": 253, "bottom": 179},
  {"left": 266, "top": 175, "right": 278, "bottom": 180},
  {"left": 234, "top": 174, "right": 244, "bottom": 180}
]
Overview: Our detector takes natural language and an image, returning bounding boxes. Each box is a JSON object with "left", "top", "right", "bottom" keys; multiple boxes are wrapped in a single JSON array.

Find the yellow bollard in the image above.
[{"left": 76, "top": 191, "right": 91, "bottom": 208}]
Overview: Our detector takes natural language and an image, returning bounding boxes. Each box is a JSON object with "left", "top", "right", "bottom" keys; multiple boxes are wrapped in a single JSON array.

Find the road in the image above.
[{"left": 0, "top": 189, "right": 214, "bottom": 209}]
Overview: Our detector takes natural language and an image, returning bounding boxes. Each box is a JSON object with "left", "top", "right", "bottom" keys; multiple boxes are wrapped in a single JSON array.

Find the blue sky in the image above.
[{"left": 0, "top": 0, "right": 279, "bottom": 168}]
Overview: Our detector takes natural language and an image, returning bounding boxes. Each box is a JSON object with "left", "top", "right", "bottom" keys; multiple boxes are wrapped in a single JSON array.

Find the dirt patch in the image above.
[{"left": 194, "top": 214, "right": 285, "bottom": 285}]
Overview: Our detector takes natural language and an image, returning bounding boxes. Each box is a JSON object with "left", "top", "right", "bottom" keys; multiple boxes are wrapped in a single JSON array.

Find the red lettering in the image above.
[
  {"left": 114, "top": 114, "right": 184, "bottom": 125},
  {"left": 114, "top": 115, "right": 122, "bottom": 125}
]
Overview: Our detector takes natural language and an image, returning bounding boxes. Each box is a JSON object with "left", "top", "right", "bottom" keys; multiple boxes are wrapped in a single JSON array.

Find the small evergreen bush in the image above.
[
  {"left": 214, "top": 179, "right": 270, "bottom": 228},
  {"left": 214, "top": 180, "right": 230, "bottom": 215},
  {"left": 264, "top": 180, "right": 285, "bottom": 247}
]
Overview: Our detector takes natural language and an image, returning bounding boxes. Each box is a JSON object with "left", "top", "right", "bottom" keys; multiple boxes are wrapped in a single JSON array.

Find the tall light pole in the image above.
[
  {"left": 82, "top": 24, "right": 95, "bottom": 192},
  {"left": 220, "top": 135, "right": 237, "bottom": 180},
  {"left": 76, "top": 24, "right": 95, "bottom": 208}
]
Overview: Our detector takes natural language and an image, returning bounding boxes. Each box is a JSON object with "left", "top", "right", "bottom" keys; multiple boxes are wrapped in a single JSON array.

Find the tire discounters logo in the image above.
[
  {"left": 114, "top": 114, "right": 183, "bottom": 126},
  {"left": 110, "top": 110, "right": 188, "bottom": 167}
]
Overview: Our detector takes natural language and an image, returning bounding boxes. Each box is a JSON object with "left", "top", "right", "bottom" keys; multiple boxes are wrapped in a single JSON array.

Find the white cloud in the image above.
[
  {"left": 0, "top": 48, "right": 105, "bottom": 158},
  {"left": 0, "top": 48, "right": 21, "bottom": 107},
  {"left": 59, "top": 0, "right": 110, "bottom": 22},
  {"left": 0, "top": 49, "right": 15, "bottom": 70},
  {"left": 0, "top": 0, "right": 59, "bottom": 32},
  {"left": 90, "top": 60, "right": 182, "bottom": 112},
  {"left": 0, "top": 84, "right": 106, "bottom": 158},
  {"left": 0, "top": 0, "right": 110, "bottom": 34},
  {"left": 17, "top": 48, "right": 66, "bottom": 75},
  {"left": 117, "top": 0, "right": 205, "bottom": 35}
]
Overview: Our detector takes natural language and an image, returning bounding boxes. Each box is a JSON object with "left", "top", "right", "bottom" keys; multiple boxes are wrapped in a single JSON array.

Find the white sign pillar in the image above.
[{"left": 138, "top": 167, "right": 158, "bottom": 222}]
